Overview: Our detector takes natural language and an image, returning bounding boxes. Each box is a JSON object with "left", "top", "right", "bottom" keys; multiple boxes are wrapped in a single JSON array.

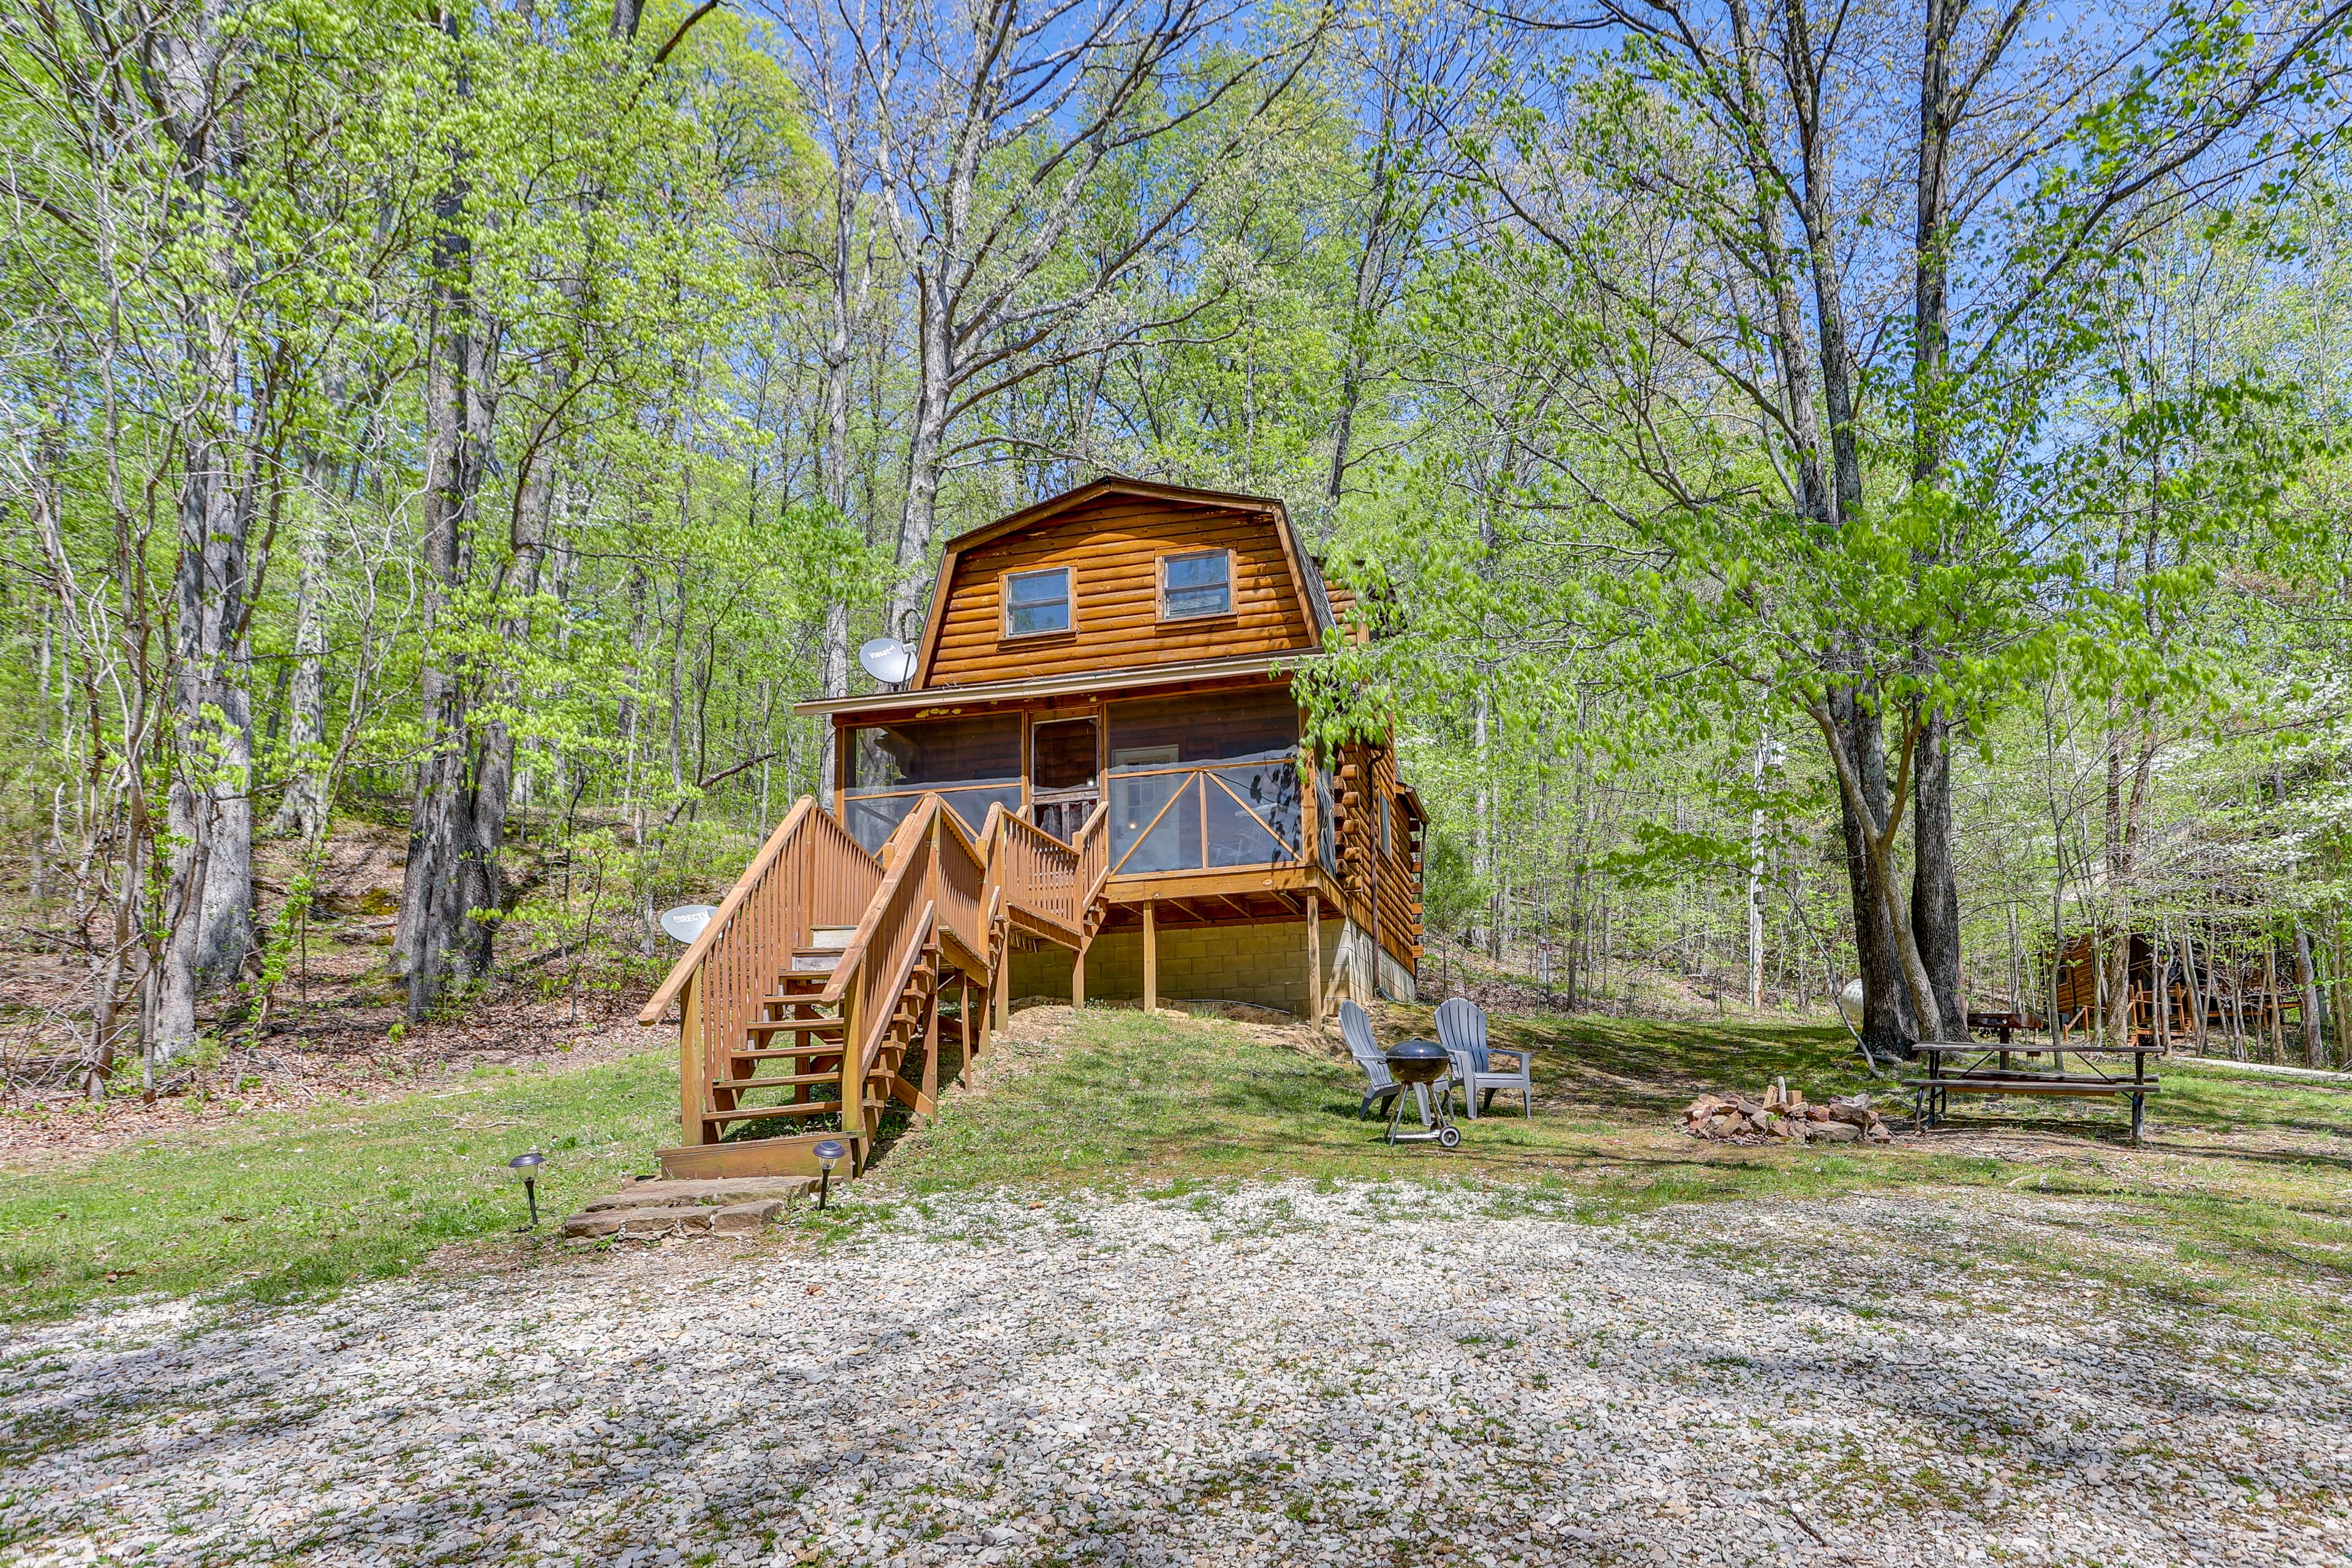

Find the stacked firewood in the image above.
[{"left": 1683, "top": 1078, "right": 1893, "bottom": 1144}]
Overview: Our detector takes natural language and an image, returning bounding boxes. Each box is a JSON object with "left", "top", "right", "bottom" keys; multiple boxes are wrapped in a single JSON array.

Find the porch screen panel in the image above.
[
  {"left": 843, "top": 793, "right": 913, "bottom": 854},
  {"left": 1110, "top": 772, "right": 1200, "bottom": 874},
  {"left": 1106, "top": 685, "right": 1300, "bottom": 874},
  {"left": 846, "top": 713, "right": 1021, "bottom": 852},
  {"left": 1106, "top": 685, "right": 1297, "bottom": 762},
  {"left": 1203, "top": 759, "right": 1301, "bottom": 865}
]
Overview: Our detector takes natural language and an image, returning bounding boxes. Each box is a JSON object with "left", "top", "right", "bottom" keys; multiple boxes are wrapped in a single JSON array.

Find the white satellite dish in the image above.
[
  {"left": 659, "top": 903, "right": 718, "bottom": 944},
  {"left": 859, "top": 636, "right": 917, "bottom": 686}
]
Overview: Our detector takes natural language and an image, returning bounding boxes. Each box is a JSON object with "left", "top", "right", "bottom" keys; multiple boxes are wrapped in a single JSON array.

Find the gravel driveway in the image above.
[{"left": 4, "top": 1183, "right": 2345, "bottom": 1567}]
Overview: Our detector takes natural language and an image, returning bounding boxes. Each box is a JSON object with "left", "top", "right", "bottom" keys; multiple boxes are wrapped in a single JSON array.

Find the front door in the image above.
[{"left": 1030, "top": 715, "right": 1099, "bottom": 842}]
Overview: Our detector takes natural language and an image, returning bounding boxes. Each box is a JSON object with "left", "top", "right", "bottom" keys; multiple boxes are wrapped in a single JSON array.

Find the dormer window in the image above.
[
  {"left": 1159, "top": 549, "right": 1231, "bottom": 620},
  {"left": 1003, "top": 567, "right": 1072, "bottom": 636}
]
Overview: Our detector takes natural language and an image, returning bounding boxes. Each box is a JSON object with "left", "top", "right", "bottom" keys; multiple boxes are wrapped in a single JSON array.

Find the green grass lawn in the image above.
[
  {"left": 875, "top": 1006, "right": 2352, "bottom": 1336},
  {"left": 9, "top": 1006, "right": 2351, "bottom": 1331},
  {"left": 892, "top": 1005, "right": 2352, "bottom": 1190},
  {"left": 0, "top": 1053, "right": 673, "bottom": 1322}
]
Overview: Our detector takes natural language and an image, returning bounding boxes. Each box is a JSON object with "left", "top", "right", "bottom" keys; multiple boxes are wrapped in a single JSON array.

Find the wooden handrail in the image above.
[
  {"left": 646, "top": 788, "right": 1104, "bottom": 1163},
  {"left": 856, "top": 900, "right": 936, "bottom": 1082},
  {"left": 819, "top": 797, "right": 997, "bottom": 1006},
  {"left": 818, "top": 797, "right": 941, "bottom": 1005},
  {"left": 1074, "top": 800, "right": 1110, "bottom": 909},
  {"left": 638, "top": 797, "right": 816, "bottom": 1025}
]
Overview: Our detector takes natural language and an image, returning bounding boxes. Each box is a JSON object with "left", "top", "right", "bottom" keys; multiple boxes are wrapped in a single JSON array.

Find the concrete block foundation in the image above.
[{"left": 1005, "top": 914, "right": 1415, "bottom": 1017}]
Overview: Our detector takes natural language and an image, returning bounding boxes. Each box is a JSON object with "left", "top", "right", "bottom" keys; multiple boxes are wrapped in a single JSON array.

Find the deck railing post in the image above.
[
  {"left": 1306, "top": 892, "right": 1322, "bottom": 1026},
  {"left": 679, "top": 967, "right": 705, "bottom": 1146}
]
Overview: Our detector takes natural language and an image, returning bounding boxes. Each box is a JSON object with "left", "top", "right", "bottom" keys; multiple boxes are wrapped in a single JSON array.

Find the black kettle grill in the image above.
[{"left": 1382, "top": 1038, "right": 1461, "bottom": 1148}]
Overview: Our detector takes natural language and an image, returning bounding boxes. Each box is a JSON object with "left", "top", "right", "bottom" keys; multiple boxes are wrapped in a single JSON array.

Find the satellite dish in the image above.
[
  {"left": 659, "top": 903, "right": 718, "bottom": 944},
  {"left": 859, "top": 636, "right": 917, "bottom": 686}
]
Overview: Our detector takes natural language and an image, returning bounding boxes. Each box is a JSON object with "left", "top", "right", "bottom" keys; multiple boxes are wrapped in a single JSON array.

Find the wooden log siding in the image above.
[
  {"left": 920, "top": 497, "right": 1315, "bottom": 688},
  {"left": 1371, "top": 745, "right": 1420, "bottom": 967}
]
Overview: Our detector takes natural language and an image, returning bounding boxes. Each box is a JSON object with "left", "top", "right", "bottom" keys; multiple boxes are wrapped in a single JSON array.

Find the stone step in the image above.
[
  {"left": 559, "top": 1198, "right": 790, "bottom": 1240},
  {"left": 559, "top": 1177, "right": 814, "bottom": 1240},
  {"left": 578, "top": 1177, "right": 813, "bottom": 1212}
]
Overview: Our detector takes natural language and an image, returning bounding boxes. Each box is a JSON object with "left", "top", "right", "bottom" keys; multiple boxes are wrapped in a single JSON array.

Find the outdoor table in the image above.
[{"left": 1905, "top": 1039, "right": 2162, "bottom": 1144}]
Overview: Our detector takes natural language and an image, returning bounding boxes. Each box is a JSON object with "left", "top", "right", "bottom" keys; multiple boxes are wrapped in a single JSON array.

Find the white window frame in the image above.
[
  {"left": 1157, "top": 549, "right": 1234, "bottom": 622},
  {"left": 1002, "top": 566, "right": 1074, "bottom": 639}
]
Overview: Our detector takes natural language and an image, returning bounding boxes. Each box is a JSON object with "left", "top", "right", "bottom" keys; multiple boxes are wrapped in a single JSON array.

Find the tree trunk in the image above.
[
  {"left": 266, "top": 454, "right": 334, "bottom": 842},
  {"left": 888, "top": 277, "right": 953, "bottom": 639},
  {"left": 1826, "top": 688, "right": 1915, "bottom": 1054},
  {"left": 1747, "top": 734, "right": 1768, "bottom": 1011},
  {"left": 394, "top": 64, "right": 496, "bottom": 1014},
  {"left": 1473, "top": 682, "right": 1493, "bottom": 959},
  {"left": 816, "top": 190, "right": 859, "bottom": 806},
  {"left": 1910, "top": 712, "right": 1966, "bottom": 1038},
  {"left": 2271, "top": 761, "right": 2327, "bottom": 1065},
  {"left": 148, "top": 10, "right": 258, "bottom": 1060}
]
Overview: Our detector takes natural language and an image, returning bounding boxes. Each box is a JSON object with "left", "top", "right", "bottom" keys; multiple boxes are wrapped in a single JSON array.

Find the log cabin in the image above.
[
  {"left": 2041, "top": 929, "right": 2308, "bottom": 1052},
  {"left": 638, "top": 477, "right": 1424, "bottom": 1180}
]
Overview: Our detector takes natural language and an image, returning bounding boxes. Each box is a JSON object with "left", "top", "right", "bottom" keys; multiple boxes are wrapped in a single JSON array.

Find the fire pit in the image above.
[{"left": 1382, "top": 1038, "right": 1461, "bottom": 1148}]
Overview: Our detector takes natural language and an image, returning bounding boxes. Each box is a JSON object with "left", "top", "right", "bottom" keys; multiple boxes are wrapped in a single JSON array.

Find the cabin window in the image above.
[
  {"left": 843, "top": 713, "right": 1022, "bottom": 852},
  {"left": 1159, "top": 549, "right": 1232, "bottom": 620},
  {"left": 1003, "top": 567, "right": 1072, "bottom": 637},
  {"left": 1380, "top": 792, "right": 1392, "bottom": 859}
]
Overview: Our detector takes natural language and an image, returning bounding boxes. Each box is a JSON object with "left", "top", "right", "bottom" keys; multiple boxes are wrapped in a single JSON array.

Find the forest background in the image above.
[{"left": 7, "top": 0, "right": 2352, "bottom": 1098}]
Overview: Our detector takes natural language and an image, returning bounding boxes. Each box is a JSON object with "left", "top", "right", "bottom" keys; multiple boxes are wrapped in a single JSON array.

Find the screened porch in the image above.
[{"left": 839, "top": 683, "right": 1332, "bottom": 881}]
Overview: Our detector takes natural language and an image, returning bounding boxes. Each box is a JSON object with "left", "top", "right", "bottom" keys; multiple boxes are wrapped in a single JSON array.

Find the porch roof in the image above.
[{"left": 791, "top": 650, "right": 1316, "bottom": 722}]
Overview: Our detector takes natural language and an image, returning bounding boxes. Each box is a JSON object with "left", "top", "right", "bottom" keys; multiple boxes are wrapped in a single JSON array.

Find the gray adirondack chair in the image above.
[
  {"left": 1436, "top": 996, "right": 1532, "bottom": 1118},
  {"left": 1341, "top": 1000, "right": 1438, "bottom": 1124}
]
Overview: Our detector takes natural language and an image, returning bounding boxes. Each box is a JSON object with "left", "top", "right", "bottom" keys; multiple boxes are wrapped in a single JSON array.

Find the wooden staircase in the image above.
[{"left": 639, "top": 794, "right": 1103, "bottom": 1181}]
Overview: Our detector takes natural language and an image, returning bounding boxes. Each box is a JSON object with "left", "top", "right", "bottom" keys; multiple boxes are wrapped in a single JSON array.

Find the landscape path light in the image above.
[
  {"left": 508, "top": 1151, "right": 546, "bottom": 1230},
  {"left": 813, "top": 1139, "right": 846, "bottom": 1210}
]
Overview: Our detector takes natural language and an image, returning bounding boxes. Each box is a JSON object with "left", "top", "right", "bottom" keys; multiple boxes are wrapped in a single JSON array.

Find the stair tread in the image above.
[
  {"left": 748, "top": 1016, "right": 846, "bottom": 1033},
  {"left": 703, "top": 1102, "right": 840, "bottom": 1124},
  {"left": 727, "top": 1047, "right": 843, "bottom": 1062},
  {"left": 712, "top": 1069, "right": 837, "bottom": 1087}
]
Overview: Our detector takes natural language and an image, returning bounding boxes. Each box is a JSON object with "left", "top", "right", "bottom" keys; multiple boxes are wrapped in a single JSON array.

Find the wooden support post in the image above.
[
  {"left": 1143, "top": 899, "right": 1158, "bottom": 1014},
  {"left": 1072, "top": 942, "right": 1087, "bottom": 1011},
  {"left": 993, "top": 949, "right": 1009, "bottom": 1039},
  {"left": 959, "top": 977, "right": 972, "bottom": 1086},
  {"left": 1306, "top": 893, "right": 1322, "bottom": 1025},
  {"left": 679, "top": 968, "right": 706, "bottom": 1145},
  {"left": 839, "top": 990, "right": 865, "bottom": 1155},
  {"left": 920, "top": 971, "right": 941, "bottom": 1114}
]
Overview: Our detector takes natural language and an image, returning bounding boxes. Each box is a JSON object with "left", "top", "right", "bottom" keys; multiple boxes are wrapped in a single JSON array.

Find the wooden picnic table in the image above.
[
  {"left": 1904, "top": 1039, "right": 2162, "bottom": 1144},
  {"left": 1966, "top": 1009, "right": 2037, "bottom": 1044}
]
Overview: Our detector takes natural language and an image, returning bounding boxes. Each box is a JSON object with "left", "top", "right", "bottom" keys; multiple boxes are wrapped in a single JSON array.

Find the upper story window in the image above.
[
  {"left": 1159, "top": 549, "right": 1232, "bottom": 620},
  {"left": 1003, "top": 567, "right": 1072, "bottom": 637}
]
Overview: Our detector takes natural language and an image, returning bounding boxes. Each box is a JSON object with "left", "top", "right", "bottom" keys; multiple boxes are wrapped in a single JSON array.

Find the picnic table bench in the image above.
[{"left": 1904, "top": 1039, "right": 2161, "bottom": 1144}]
